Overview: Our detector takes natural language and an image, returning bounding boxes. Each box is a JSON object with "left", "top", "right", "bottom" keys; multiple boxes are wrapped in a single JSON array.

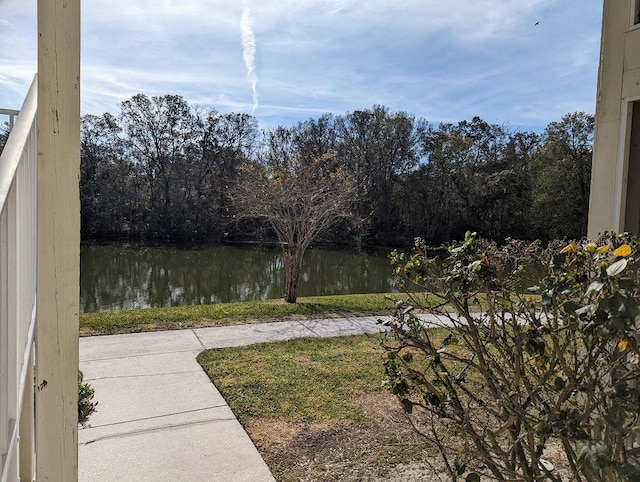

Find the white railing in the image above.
[
  {"left": 0, "top": 76, "right": 37, "bottom": 482},
  {"left": 0, "top": 110, "right": 19, "bottom": 132}
]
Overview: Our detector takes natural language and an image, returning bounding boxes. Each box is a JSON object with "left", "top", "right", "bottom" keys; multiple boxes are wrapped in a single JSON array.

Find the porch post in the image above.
[
  {"left": 588, "top": 0, "right": 640, "bottom": 236},
  {"left": 36, "top": 0, "right": 81, "bottom": 480}
]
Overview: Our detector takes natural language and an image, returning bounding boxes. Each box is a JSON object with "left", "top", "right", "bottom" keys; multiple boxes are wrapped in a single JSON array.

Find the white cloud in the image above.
[
  {"left": 241, "top": 7, "right": 259, "bottom": 114},
  {"left": 0, "top": 0, "right": 601, "bottom": 131}
]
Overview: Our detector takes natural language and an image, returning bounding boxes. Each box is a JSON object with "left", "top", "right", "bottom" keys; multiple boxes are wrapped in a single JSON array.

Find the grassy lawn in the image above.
[
  {"left": 197, "top": 329, "right": 452, "bottom": 424},
  {"left": 197, "top": 331, "right": 452, "bottom": 481},
  {"left": 79, "top": 292, "right": 434, "bottom": 336},
  {"left": 197, "top": 334, "right": 387, "bottom": 423}
]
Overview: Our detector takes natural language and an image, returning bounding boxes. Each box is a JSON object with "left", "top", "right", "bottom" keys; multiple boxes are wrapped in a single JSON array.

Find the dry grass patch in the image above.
[{"left": 197, "top": 332, "right": 460, "bottom": 481}]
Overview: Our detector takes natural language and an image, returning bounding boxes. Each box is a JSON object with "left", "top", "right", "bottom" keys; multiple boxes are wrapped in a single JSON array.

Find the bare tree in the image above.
[{"left": 234, "top": 154, "right": 359, "bottom": 303}]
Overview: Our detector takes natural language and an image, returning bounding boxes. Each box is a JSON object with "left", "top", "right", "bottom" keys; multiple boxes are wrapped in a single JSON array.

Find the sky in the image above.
[{"left": 1, "top": 0, "right": 603, "bottom": 132}]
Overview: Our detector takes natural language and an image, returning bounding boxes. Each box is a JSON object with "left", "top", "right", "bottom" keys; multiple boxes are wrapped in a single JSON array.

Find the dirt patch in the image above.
[
  {"left": 244, "top": 391, "right": 575, "bottom": 482},
  {"left": 245, "top": 391, "right": 448, "bottom": 481}
]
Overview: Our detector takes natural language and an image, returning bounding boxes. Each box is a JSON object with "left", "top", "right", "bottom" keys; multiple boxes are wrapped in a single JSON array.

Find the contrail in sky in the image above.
[{"left": 241, "top": 7, "right": 259, "bottom": 114}]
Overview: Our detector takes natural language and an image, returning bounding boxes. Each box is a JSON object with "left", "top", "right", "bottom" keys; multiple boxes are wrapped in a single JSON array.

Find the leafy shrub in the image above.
[
  {"left": 382, "top": 232, "right": 640, "bottom": 481},
  {"left": 78, "top": 370, "right": 97, "bottom": 424}
]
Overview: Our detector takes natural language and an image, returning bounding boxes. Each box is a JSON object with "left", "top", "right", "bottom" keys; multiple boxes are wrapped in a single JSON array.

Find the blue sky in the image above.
[{"left": 1, "top": 0, "right": 602, "bottom": 131}]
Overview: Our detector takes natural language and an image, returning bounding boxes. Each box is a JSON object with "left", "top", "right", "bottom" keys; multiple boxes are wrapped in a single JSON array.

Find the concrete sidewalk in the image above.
[{"left": 78, "top": 316, "right": 389, "bottom": 481}]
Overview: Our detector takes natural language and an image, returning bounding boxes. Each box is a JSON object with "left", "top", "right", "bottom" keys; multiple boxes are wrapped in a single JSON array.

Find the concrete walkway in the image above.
[{"left": 78, "top": 316, "right": 389, "bottom": 481}]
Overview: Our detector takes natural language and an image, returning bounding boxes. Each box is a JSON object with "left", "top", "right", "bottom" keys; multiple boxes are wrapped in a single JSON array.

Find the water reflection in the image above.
[{"left": 80, "top": 244, "right": 396, "bottom": 313}]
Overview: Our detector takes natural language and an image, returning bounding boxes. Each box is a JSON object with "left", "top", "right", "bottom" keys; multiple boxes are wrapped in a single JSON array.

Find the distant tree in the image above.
[
  {"left": 118, "top": 94, "right": 200, "bottom": 238},
  {"left": 530, "top": 112, "right": 594, "bottom": 240},
  {"left": 470, "top": 127, "right": 536, "bottom": 241},
  {"left": 336, "top": 106, "right": 426, "bottom": 245},
  {"left": 0, "top": 122, "right": 9, "bottom": 153},
  {"left": 196, "top": 111, "right": 259, "bottom": 239},
  {"left": 409, "top": 117, "right": 503, "bottom": 243},
  {"left": 293, "top": 113, "right": 339, "bottom": 161},
  {"left": 491, "top": 131, "right": 538, "bottom": 240},
  {"left": 80, "top": 113, "right": 144, "bottom": 236},
  {"left": 260, "top": 117, "right": 358, "bottom": 246},
  {"left": 407, "top": 118, "right": 540, "bottom": 244},
  {"left": 76, "top": 97, "right": 594, "bottom": 246},
  {"left": 262, "top": 114, "right": 339, "bottom": 171},
  {"left": 233, "top": 154, "right": 359, "bottom": 303}
]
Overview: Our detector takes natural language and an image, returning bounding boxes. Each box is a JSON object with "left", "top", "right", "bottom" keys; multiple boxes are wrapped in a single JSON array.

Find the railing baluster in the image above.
[
  {"left": 0, "top": 76, "right": 38, "bottom": 482},
  {"left": 5, "top": 180, "right": 17, "bottom": 482},
  {"left": 0, "top": 190, "right": 8, "bottom": 476}
]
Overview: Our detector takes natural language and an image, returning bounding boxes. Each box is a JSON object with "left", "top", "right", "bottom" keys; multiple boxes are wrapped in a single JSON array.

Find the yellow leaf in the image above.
[
  {"left": 613, "top": 244, "right": 632, "bottom": 258},
  {"left": 595, "top": 245, "right": 610, "bottom": 255},
  {"left": 618, "top": 339, "right": 629, "bottom": 352},
  {"left": 560, "top": 243, "right": 577, "bottom": 254}
]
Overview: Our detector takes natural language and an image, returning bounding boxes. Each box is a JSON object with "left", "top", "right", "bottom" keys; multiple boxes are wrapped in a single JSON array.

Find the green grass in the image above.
[
  {"left": 197, "top": 332, "right": 464, "bottom": 480},
  {"left": 197, "top": 329, "right": 451, "bottom": 425},
  {"left": 80, "top": 292, "right": 426, "bottom": 336},
  {"left": 197, "top": 334, "right": 388, "bottom": 423}
]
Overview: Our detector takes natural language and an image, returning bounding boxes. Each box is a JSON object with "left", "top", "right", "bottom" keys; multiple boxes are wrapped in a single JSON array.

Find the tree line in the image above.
[{"left": 58, "top": 94, "right": 593, "bottom": 247}]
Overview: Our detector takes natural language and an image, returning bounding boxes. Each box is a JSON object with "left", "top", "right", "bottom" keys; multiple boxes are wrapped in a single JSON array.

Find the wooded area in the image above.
[{"left": 2, "top": 95, "right": 593, "bottom": 248}]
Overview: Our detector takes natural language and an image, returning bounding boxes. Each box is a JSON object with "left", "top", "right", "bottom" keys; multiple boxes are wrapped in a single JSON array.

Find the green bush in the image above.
[
  {"left": 382, "top": 232, "right": 640, "bottom": 481},
  {"left": 78, "top": 371, "right": 97, "bottom": 424}
]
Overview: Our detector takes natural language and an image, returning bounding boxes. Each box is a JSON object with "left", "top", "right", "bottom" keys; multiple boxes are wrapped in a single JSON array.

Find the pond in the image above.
[{"left": 80, "top": 243, "right": 398, "bottom": 313}]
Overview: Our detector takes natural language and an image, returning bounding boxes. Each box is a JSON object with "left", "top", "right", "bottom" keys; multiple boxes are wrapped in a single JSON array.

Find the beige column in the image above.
[
  {"left": 19, "top": 359, "right": 35, "bottom": 481},
  {"left": 588, "top": 0, "right": 628, "bottom": 237},
  {"left": 35, "top": 0, "right": 81, "bottom": 480},
  {"left": 589, "top": 1, "right": 640, "bottom": 236}
]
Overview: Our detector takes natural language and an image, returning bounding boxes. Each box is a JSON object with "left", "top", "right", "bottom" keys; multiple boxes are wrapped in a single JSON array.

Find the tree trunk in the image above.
[{"left": 283, "top": 247, "right": 304, "bottom": 303}]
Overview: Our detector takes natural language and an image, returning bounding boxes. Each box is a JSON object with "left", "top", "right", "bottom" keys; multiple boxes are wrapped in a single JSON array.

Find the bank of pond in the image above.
[{"left": 81, "top": 243, "right": 397, "bottom": 313}]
